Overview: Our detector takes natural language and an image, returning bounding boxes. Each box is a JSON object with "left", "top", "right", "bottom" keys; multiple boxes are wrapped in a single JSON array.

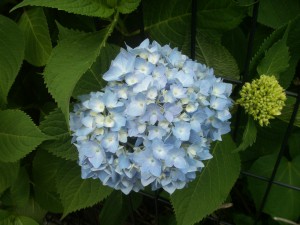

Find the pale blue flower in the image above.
[{"left": 70, "top": 39, "right": 233, "bottom": 195}]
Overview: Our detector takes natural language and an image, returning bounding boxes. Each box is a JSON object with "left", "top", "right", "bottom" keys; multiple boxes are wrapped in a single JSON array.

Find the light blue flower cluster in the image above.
[{"left": 70, "top": 39, "right": 232, "bottom": 194}]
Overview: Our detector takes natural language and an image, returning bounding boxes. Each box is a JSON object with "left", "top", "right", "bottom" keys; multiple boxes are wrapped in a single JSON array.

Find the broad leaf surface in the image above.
[
  {"left": 12, "top": 0, "right": 114, "bottom": 18},
  {"left": 197, "top": 0, "right": 246, "bottom": 31},
  {"left": 39, "top": 108, "right": 77, "bottom": 161},
  {"left": 0, "top": 162, "right": 19, "bottom": 194},
  {"left": 257, "top": 40, "right": 290, "bottom": 78},
  {"left": 33, "top": 150, "right": 64, "bottom": 213},
  {"left": 278, "top": 97, "right": 300, "bottom": 128},
  {"left": 117, "top": 0, "right": 141, "bottom": 14},
  {"left": 73, "top": 44, "right": 119, "bottom": 97},
  {"left": 234, "top": 116, "right": 257, "bottom": 152},
  {"left": 143, "top": 0, "right": 191, "bottom": 48},
  {"left": 56, "top": 160, "right": 112, "bottom": 217},
  {"left": 182, "top": 31, "right": 239, "bottom": 79},
  {"left": 0, "top": 15, "right": 24, "bottom": 106},
  {"left": 1, "top": 167, "right": 30, "bottom": 207},
  {"left": 18, "top": 7, "right": 52, "bottom": 67},
  {"left": 171, "top": 135, "right": 240, "bottom": 225},
  {"left": 0, "top": 110, "right": 48, "bottom": 162},
  {"left": 44, "top": 26, "right": 115, "bottom": 123},
  {"left": 99, "top": 191, "right": 142, "bottom": 225},
  {"left": 257, "top": 0, "right": 300, "bottom": 28},
  {"left": 0, "top": 215, "right": 39, "bottom": 225},
  {"left": 288, "top": 132, "right": 300, "bottom": 158},
  {"left": 248, "top": 154, "right": 300, "bottom": 221}
]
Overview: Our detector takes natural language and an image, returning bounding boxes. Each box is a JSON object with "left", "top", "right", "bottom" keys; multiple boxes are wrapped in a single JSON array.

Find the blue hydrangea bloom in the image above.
[{"left": 70, "top": 39, "right": 233, "bottom": 194}]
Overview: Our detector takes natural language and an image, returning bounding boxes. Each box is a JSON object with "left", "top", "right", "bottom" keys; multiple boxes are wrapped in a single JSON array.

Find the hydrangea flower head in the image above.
[
  {"left": 70, "top": 39, "right": 233, "bottom": 194},
  {"left": 236, "top": 75, "right": 286, "bottom": 126}
]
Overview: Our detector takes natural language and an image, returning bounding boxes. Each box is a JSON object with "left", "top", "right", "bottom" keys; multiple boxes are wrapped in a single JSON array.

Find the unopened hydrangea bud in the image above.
[{"left": 236, "top": 75, "right": 286, "bottom": 126}]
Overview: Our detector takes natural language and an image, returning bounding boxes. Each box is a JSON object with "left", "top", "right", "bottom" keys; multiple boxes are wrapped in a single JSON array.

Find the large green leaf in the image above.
[
  {"left": 185, "top": 30, "right": 240, "bottom": 79},
  {"left": 0, "top": 162, "right": 19, "bottom": 194},
  {"left": 234, "top": 116, "right": 257, "bottom": 153},
  {"left": 248, "top": 154, "right": 300, "bottom": 221},
  {"left": 257, "top": 40, "right": 290, "bottom": 78},
  {"left": 197, "top": 0, "right": 246, "bottom": 31},
  {"left": 44, "top": 16, "right": 118, "bottom": 123},
  {"left": 32, "top": 150, "right": 64, "bottom": 213},
  {"left": 1, "top": 167, "right": 30, "bottom": 207},
  {"left": 0, "top": 215, "right": 39, "bottom": 225},
  {"left": 18, "top": 7, "right": 52, "bottom": 67},
  {"left": 56, "top": 160, "right": 112, "bottom": 217},
  {"left": 12, "top": 0, "right": 114, "bottom": 18},
  {"left": 171, "top": 135, "right": 240, "bottom": 225},
  {"left": 0, "top": 15, "right": 25, "bottom": 107},
  {"left": 116, "top": 0, "right": 141, "bottom": 14},
  {"left": 278, "top": 97, "right": 300, "bottom": 128},
  {"left": 99, "top": 191, "right": 142, "bottom": 225},
  {"left": 73, "top": 44, "right": 120, "bottom": 97},
  {"left": 143, "top": 0, "right": 191, "bottom": 48},
  {"left": 288, "top": 132, "right": 300, "bottom": 158},
  {"left": 0, "top": 110, "right": 48, "bottom": 162},
  {"left": 39, "top": 108, "right": 77, "bottom": 161},
  {"left": 257, "top": 0, "right": 300, "bottom": 28},
  {"left": 143, "top": 0, "right": 246, "bottom": 48}
]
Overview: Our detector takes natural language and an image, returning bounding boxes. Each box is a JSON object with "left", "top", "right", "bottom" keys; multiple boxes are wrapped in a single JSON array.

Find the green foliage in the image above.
[
  {"left": 32, "top": 150, "right": 64, "bottom": 213},
  {"left": 44, "top": 18, "right": 118, "bottom": 123},
  {"left": 99, "top": 191, "right": 142, "bottom": 225},
  {"left": 1, "top": 167, "right": 30, "bottom": 207},
  {"left": 171, "top": 135, "right": 240, "bottom": 225},
  {"left": 39, "top": 108, "right": 77, "bottom": 161},
  {"left": 248, "top": 154, "right": 300, "bottom": 221},
  {"left": 0, "top": 110, "right": 48, "bottom": 162},
  {"left": 12, "top": 0, "right": 114, "bottom": 18},
  {"left": 0, "top": 162, "right": 19, "bottom": 194},
  {"left": 234, "top": 116, "right": 257, "bottom": 152},
  {"left": 257, "top": 40, "right": 290, "bottom": 78},
  {"left": 257, "top": 0, "right": 300, "bottom": 28},
  {"left": 0, "top": 15, "right": 24, "bottom": 107},
  {"left": 18, "top": 7, "right": 52, "bottom": 67},
  {"left": 190, "top": 30, "right": 240, "bottom": 79},
  {"left": 56, "top": 160, "right": 112, "bottom": 217},
  {"left": 279, "top": 97, "right": 300, "bottom": 128}
]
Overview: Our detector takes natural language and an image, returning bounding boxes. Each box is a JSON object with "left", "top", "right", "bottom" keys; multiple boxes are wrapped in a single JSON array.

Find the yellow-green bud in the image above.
[{"left": 236, "top": 75, "right": 286, "bottom": 126}]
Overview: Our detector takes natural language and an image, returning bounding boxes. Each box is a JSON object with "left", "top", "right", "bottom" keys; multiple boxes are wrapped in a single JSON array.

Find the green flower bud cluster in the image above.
[{"left": 237, "top": 75, "right": 286, "bottom": 126}]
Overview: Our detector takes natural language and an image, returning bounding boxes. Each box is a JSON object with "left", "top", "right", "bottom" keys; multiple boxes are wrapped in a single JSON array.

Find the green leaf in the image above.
[
  {"left": 117, "top": 0, "right": 141, "bottom": 14},
  {"left": 248, "top": 154, "right": 300, "bottom": 221},
  {"left": 56, "top": 160, "right": 112, "bottom": 217},
  {"left": 39, "top": 108, "right": 77, "bottom": 161},
  {"left": 12, "top": 0, "right": 114, "bottom": 18},
  {"left": 187, "top": 30, "right": 240, "bottom": 79},
  {"left": 44, "top": 16, "right": 118, "bottom": 123},
  {"left": 143, "top": 0, "right": 191, "bottom": 48},
  {"left": 222, "top": 28, "right": 247, "bottom": 71},
  {"left": 18, "top": 7, "right": 52, "bottom": 67},
  {"left": 143, "top": 0, "right": 245, "bottom": 48},
  {"left": 257, "top": 0, "right": 300, "bottom": 28},
  {"left": 257, "top": 40, "right": 290, "bottom": 78},
  {"left": 197, "top": 0, "right": 246, "bottom": 31},
  {"left": 288, "top": 132, "right": 300, "bottom": 158},
  {"left": 234, "top": 116, "right": 257, "bottom": 152},
  {"left": 14, "top": 199, "right": 46, "bottom": 224},
  {"left": 73, "top": 44, "right": 119, "bottom": 97},
  {"left": 0, "top": 162, "right": 19, "bottom": 194},
  {"left": 33, "top": 150, "right": 64, "bottom": 213},
  {"left": 0, "top": 110, "right": 48, "bottom": 162},
  {"left": 99, "top": 191, "right": 142, "bottom": 225},
  {"left": 0, "top": 15, "right": 25, "bottom": 107},
  {"left": 171, "top": 135, "right": 240, "bottom": 225},
  {"left": 0, "top": 215, "right": 39, "bottom": 225},
  {"left": 278, "top": 97, "right": 300, "bottom": 128},
  {"left": 1, "top": 167, "right": 30, "bottom": 207}
]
